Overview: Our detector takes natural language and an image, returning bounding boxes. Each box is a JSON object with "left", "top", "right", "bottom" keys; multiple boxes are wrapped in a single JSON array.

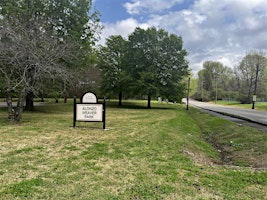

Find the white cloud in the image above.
[
  {"left": 176, "top": 10, "right": 207, "bottom": 28},
  {"left": 124, "top": 0, "right": 184, "bottom": 14},
  {"left": 98, "top": 0, "right": 267, "bottom": 74},
  {"left": 98, "top": 18, "right": 149, "bottom": 45},
  {"left": 143, "top": 0, "right": 267, "bottom": 73}
]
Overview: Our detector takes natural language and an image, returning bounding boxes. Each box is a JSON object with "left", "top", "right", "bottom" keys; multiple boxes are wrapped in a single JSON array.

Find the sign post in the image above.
[
  {"left": 73, "top": 92, "right": 106, "bottom": 129},
  {"left": 252, "top": 95, "right": 257, "bottom": 110},
  {"left": 73, "top": 96, "right": 77, "bottom": 128}
]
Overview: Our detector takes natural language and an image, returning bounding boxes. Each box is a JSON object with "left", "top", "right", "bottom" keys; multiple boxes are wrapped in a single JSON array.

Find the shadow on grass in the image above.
[
  {"left": 0, "top": 100, "right": 178, "bottom": 117},
  {"left": 106, "top": 101, "right": 176, "bottom": 110}
]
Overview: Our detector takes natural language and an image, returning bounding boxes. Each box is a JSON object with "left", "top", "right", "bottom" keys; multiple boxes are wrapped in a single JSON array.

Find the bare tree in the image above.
[
  {"left": 0, "top": 17, "right": 74, "bottom": 122},
  {"left": 234, "top": 51, "right": 267, "bottom": 103},
  {"left": 70, "top": 65, "right": 102, "bottom": 101}
]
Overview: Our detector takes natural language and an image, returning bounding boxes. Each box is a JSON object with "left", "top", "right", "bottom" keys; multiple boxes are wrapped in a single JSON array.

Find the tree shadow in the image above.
[{"left": 106, "top": 101, "right": 176, "bottom": 110}]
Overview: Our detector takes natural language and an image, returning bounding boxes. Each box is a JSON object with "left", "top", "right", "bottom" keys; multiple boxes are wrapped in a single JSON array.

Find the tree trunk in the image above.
[
  {"left": 15, "top": 93, "right": 25, "bottom": 122},
  {"left": 6, "top": 89, "right": 25, "bottom": 123},
  {"left": 147, "top": 94, "right": 151, "bottom": 108},
  {"left": 25, "top": 91, "right": 35, "bottom": 111},
  {"left": 119, "top": 91, "right": 122, "bottom": 106},
  {"left": 64, "top": 96, "right": 68, "bottom": 103},
  {"left": 6, "top": 90, "right": 15, "bottom": 122}
]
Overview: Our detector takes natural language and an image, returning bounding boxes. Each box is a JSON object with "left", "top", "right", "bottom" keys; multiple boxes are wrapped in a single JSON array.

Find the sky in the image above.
[{"left": 93, "top": 0, "right": 267, "bottom": 74}]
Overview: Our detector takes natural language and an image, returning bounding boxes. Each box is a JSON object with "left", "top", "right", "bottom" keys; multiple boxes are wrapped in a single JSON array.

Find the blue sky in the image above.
[
  {"left": 94, "top": 0, "right": 194, "bottom": 21},
  {"left": 93, "top": 0, "right": 267, "bottom": 74},
  {"left": 94, "top": 0, "right": 130, "bottom": 23}
]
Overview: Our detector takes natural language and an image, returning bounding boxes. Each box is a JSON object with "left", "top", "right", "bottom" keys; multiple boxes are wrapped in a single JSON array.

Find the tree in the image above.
[
  {"left": 0, "top": 17, "right": 74, "bottom": 122},
  {"left": 194, "top": 69, "right": 207, "bottom": 101},
  {"left": 97, "top": 35, "right": 130, "bottom": 106},
  {"left": 193, "top": 61, "right": 237, "bottom": 102},
  {"left": 70, "top": 65, "right": 102, "bottom": 102},
  {"left": 0, "top": 0, "right": 101, "bottom": 43},
  {"left": 126, "top": 27, "right": 189, "bottom": 108},
  {"left": 0, "top": 0, "right": 102, "bottom": 110},
  {"left": 234, "top": 51, "right": 267, "bottom": 103}
]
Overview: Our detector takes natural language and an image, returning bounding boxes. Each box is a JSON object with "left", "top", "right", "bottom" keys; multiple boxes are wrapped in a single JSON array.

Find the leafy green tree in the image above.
[
  {"left": 47, "top": 0, "right": 101, "bottom": 43},
  {"left": 126, "top": 27, "right": 189, "bottom": 108},
  {"left": 0, "top": 0, "right": 101, "bottom": 44},
  {"left": 194, "top": 61, "right": 235, "bottom": 101},
  {"left": 193, "top": 70, "right": 207, "bottom": 101},
  {"left": 98, "top": 35, "right": 130, "bottom": 106}
]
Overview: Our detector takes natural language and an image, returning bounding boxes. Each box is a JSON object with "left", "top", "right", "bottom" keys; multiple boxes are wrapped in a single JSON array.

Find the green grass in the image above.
[
  {"left": 0, "top": 100, "right": 266, "bottom": 199},
  {"left": 211, "top": 100, "right": 267, "bottom": 111}
]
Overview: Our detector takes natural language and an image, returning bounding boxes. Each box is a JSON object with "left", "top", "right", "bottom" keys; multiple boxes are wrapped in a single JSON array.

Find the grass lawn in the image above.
[
  {"left": 211, "top": 100, "right": 267, "bottom": 111},
  {"left": 0, "top": 100, "right": 266, "bottom": 199}
]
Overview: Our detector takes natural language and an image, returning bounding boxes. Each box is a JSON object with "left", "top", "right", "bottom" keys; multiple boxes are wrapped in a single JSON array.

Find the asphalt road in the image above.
[{"left": 184, "top": 99, "right": 267, "bottom": 127}]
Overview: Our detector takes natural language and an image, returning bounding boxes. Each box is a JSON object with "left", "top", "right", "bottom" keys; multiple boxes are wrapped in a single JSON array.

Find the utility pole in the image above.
[
  {"left": 186, "top": 77, "right": 190, "bottom": 110},
  {"left": 201, "top": 78, "right": 205, "bottom": 101},
  {"left": 214, "top": 74, "right": 218, "bottom": 104},
  {"left": 252, "top": 56, "right": 260, "bottom": 110},
  {"left": 215, "top": 75, "right": 218, "bottom": 104}
]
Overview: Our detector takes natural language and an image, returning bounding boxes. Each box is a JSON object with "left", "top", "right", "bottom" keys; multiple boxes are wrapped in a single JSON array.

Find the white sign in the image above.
[
  {"left": 76, "top": 104, "right": 103, "bottom": 121},
  {"left": 82, "top": 92, "right": 97, "bottom": 103},
  {"left": 253, "top": 95, "right": 257, "bottom": 102}
]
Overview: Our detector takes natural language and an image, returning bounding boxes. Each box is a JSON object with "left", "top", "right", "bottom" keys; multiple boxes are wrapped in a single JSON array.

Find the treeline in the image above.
[
  {"left": 97, "top": 29, "right": 189, "bottom": 108},
  {"left": 192, "top": 51, "right": 267, "bottom": 103},
  {"left": 0, "top": 0, "right": 189, "bottom": 122}
]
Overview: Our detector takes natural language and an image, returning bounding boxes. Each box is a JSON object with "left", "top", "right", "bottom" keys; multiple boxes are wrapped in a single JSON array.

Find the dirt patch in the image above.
[
  {"left": 183, "top": 150, "right": 214, "bottom": 166},
  {"left": 206, "top": 139, "right": 267, "bottom": 169}
]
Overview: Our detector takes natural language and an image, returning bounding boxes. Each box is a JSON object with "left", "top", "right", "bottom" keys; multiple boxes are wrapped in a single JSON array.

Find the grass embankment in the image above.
[
  {"left": 0, "top": 100, "right": 266, "bottom": 199},
  {"left": 211, "top": 100, "right": 267, "bottom": 111}
]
